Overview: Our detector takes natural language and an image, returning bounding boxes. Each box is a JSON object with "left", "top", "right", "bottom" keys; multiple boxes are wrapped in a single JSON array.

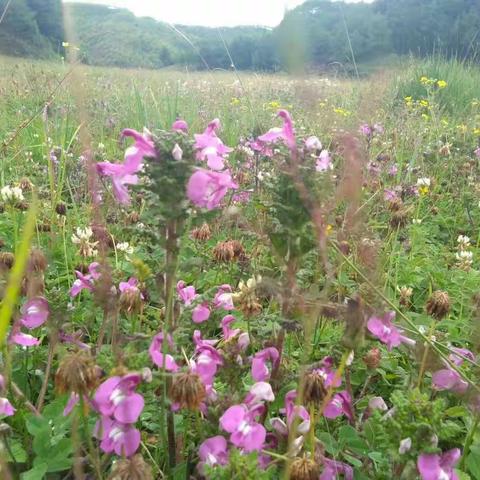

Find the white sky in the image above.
[{"left": 63, "top": 0, "right": 373, "bottom": 27}]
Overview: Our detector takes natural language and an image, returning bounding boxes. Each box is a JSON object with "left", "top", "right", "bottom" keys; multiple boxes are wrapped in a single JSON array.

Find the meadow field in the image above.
[{"left": 1, "top": 54, "right": 480, "bottom": 479}]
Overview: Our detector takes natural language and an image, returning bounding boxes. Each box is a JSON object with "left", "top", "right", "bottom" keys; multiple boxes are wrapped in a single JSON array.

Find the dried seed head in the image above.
[
  {"left": 363, "top": 347, "right": 381, "bottom": 369},
  {"left": 55, "top": 351, "right": 99, "bottom": 395},
  {"left": 191, "top": 223, "right": 211, "bottom": 241},
  {"left": 213, "top": 241, "right": 235, "bottom": 262},
  {"left": 108, "top": 454, "right": 153, "bottom": 480},
  {"left": 55, "top": 202, "right": 67, "bottom": 216},
  {"left": 38, "top": 221, "right": 51, "bottom": 232},
  {"left": 119, "top": 287, "right": 144, "bottom": 315},
  {"left": 126, "top": 211, "right": 140, "bottom": 225},
  {"left": 390, "top": 209, "right": 409, "bottom": 228},
  {"left": 303, "top": 369, "right": 328, "bottom": 405},
  {"left": 28, "top": 249, "right": 47, "bottom": 273},
  {"left": 338, "top": 240, "right": 351, "bottom": 255},
  {"left": 399, "top": 286, "right": 413, "bottom": 307},
  {"left": 169, "top": 372, "right": 206, "bottom": 411},
  {"left": 0, "top": 252, "right": 15, "bottom": 270},
  {"left": 19, "top": 177, "right": 34, "bottom": 192},
  {"left": 289, "top": 457, "right": 321, "bottom": 480},
  {"left": 426, "top": 290, "right": 450, "bottom": 319},
  {"left": 15, "top": 201, "right": 29, "bottom": 211}
]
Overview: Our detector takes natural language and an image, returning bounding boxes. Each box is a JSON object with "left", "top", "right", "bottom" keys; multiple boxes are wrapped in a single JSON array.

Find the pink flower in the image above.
[
  {"left": 0, "top": 397, "right": 15, "bottom": 417},
  {"left": 221, "top": 315, "right": 249, "bottom": 349},
  {"left": 417, "top": 448, "right": 461, "bottom": 480},
  {"left": 119, "top": 277, "right": 143, "bottom": 297},
  {"left": 97, "top": 128, "right": 155, "bottom": 205},
  {"left": 244, "top": 382, "right": 275, "bottom": 404},
  {"left": 194, "top": 118, "right": 233, "bottom": 171},
  {"left": 251, "top": 347, "right": 279, "bottom": 382},
  {"left": 220, "top": 404, "right": 267, "bottom": 453},
  {"left": 176, "top": 280, "right": 197, "bottom": 306},
  {"left": 320, "top": 458, "right": 354, "bottom": 480},
  {"left": 19, "top": 297, "right": 49, "bottom": 329},
  {"left": 323, "top": 390, "right": 354, "bottom": 422},
  {"left": 70, "top": 262, "right": 101, "bottom": 297},
  {"left": 95, "top": 416, "right": 141, "bottom": 457},
  {"left": 316, "top": 150, "right": 332, "bottom": 171},
  {"left": 149, "top": 333, "right": 180, "bottom": 372},
  {"left": 213, "top": 285, "right": 234, "bottom": 310},
  {"left": 389, "top": 164, "right": 399, "bottom": 175},
  {"left": 474, "top": 146, "right": 480, "bottom": 158},
  {"left": 360, "top": 123, "right": 372, "bottom": 137},
  {"left": 449, "top": 347, "right": 475, "bottom": 366},
  {"left": 172, "top": 119, "right": 188, "bottom": 133},
  {"left": 9, "top": 325, "right": 40, "bottom": 346},
  {"left": 198, "top": 436, "right": 229, "bottom": 472},
  {"left": 311, "top": 356, "right": 343, "bottom": 388},
  {"left": 192, "top": 302, "right": 211, "bottom": 323},
  {"left": 384, "top": 189, "right": 399, "bottom": 202},
  {"left": 93, "top": 373, "right": 144, "bottom": 424},
  {"left": 187, "top": 169, "right": 238, "bottom": 210},
  {"left": 258, "top": 109, "right": 296, "bottom": 151},
  {"left": 271, "top": 390, "right": 310, "bottom": 438},
  {"left": 192, "top": 341, "right": 223, "bottom": 387},
  {"left": 305, "top": 136, "right": 322, "bottom": 151},
  {"left": 432, "top": 369, "right": 468, "bottom": 393},
  {"left": 367, "top": 311, "right": 415, "bottom": 350}
]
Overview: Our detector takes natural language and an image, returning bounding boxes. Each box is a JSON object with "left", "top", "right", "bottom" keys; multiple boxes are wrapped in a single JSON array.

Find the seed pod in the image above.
[
  {"left": 55, "top": 351, "right": 100, "bottom": 395},
  {"left": 108, "top": 454, "right": 153, "bottom": 480},
  {"left": 426, "top": 290, "right": 450, "bottom": 319},
  {"left": 55, "top": 202, "right": 67, "bottom": 216},
  {"left": 289, "top": 457, "right": 321, "bottom": 480},
  {"left": 363, "top": 347, "right": 381, "bottom": 369},
  {"left": 303, "top": 370, "right": 328, "bottom": 405},
  {"left": 191, "top": 223, "right": 211, "bottom": 241},
  {"left": 169, "top": 372, "right": 206, "bottom": 411}
]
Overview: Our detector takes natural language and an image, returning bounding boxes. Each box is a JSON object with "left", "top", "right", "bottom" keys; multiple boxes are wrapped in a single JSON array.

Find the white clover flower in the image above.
[
  {"left": 457, "top": 235, "right": 471, "bottom": 250},
  {"left": 71, "top": 227, "right": 93, "bottom": 244},
  {"left": 416, "top": 177, "right": 431, "bottom": 187},
  {"left": 116, "top": 242, "right": 134, "bottom": 255},
  {"left": 1, "top": 185, "right": 24, "bottom": 203}
]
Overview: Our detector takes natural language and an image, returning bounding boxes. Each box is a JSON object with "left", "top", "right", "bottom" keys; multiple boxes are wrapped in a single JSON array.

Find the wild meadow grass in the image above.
[{"left": 0, "top": 54, "right": 480, "bottom": 479}]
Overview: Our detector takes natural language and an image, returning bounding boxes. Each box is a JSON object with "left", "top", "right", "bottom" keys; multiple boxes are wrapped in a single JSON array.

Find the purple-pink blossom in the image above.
[
  {"left": 194, "top": 118, "right": 233, "bottom": 170},
  {"left": 320, "top": 458, "right": 354, "bottom": 480},
  {"left": 149, "top": 333, "right": 180, "bottom": 372},
  {"left": 258, "top": 109, "right": 296, "bottom": 151},
  {"left": 323, "top": 390, "right": 354, "bottom": 422},
  {"left": 474, "top": 146, "right": 480, "bottom": 158},
  {"left": 94, "top": 373, "right": 144, "bottom": 424},
  {"left": 367, "top": 311, "right": 415, "bottom": 350},
  {"left": 316, "top": 149, "right": 332, "bottom": 172},
  {"left": 187, "top": 169, "right": 238, "bottom": 210},
  {"left": 192, "top": 302, "right": 211, "bottom": 323},
  {"left": 177, "top": 280, "right": 197, "bottom": 306},
  {"left": 172, "top": 119, "right": 188, "bottom": 133},
  {"left": 251, "top": 347, "right": 279, "bottom": 382},
  {"left": 95, "top": 416, "right": 141, "bottom": 457},
  {"left": 97, "top": 128, "right": 155, "bottom": 205},
  {"left": 432, "top": 369, "right": 468, "bottom": 393},
  {"left": 198, "top": 436, "right": 229, "bottom": 472},
  {"left": 213, "top": 285, "right": 234, "bottom": 310},
  {"left": 417, "top": 448, "right": 461, "bottom": 480},
  {"left": 70, "top": 262, "right": 101, "bottom": 297},
  {"left": 19, "top": 297, "right": 49, "bottom": 329}
]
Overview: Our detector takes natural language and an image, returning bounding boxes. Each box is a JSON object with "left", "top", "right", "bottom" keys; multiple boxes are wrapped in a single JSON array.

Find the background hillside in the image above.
[{"left": 1, "top": 0, "right": 480, "bottom": 71}]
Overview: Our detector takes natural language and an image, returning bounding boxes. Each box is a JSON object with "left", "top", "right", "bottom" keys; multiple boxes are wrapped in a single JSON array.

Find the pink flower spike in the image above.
[
  {"left": 198, "top": 436, "right": 229, "bottom": 471},
  {"left": 432, "top": 369, "right": 468, "bottom": 393},
  {"left": 316, "top": 150, "right": 332, "bottom": 172},
  {"left": 19, "top": 297, "right": 49, "bottom": 329},
  {"left": 213, "top": 285, "right": 234, "bottom": 311},
  {"left": 417, "top": 449, "right": 461, "bottom": 480},
  {"left": 10, "top": 330, "right": 40, "bottom": 347},
  {"left": 149, "top": 333, "right": 180, "bottom": 371},
  {"left": 367, "top": 311, "right": 415, "bottom": 350},
  {"left": 177, "top": 281, "right": 197, "bottom": 306},
  {"left": 0, "top": 397, "right": 15, "bottom": 417},
  {"left": 187, "top": 169, "right": 238, "bottom": 210},
  {"left": 258, "top": 109, "right": 296, "bottom": 150},
  {"left": 96, "top": 416, "right": 141, "bottom": 457},
  {"left": 192, "top": 302, "right": 211, "bottom": 323},
  {"left": 172, "top": 119, "right": 188, "bottom": 132},
  {"left": 251, "top": 347, "right": 279, "bottom": 382}
]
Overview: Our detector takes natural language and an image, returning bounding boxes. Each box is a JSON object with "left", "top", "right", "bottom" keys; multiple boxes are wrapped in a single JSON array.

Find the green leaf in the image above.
[
  {"left": 317, "top": 432, "right": 339, "bottom": 456},
  {"left": 444, "top": 406, "right": 469, "bottom": 417},
  {"left": 343, "top": 453, "right": 363, "bottom": 468},
  {"left": 6, "top": 441, "right": 28, "bottom": 463},
  {"left": 338, "top": 425, "right": 368, "bottom": 454},
  {"left": 467, "top": 450, "right": 480, "bottom": 480},
  {"left": 20, "top": 463, "right": 48, "bottom": 480}
]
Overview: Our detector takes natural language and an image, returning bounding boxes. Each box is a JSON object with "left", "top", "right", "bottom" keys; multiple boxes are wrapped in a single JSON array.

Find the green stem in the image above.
[{"left": 460, "top": 415, "right": 480, "bottom": 469}]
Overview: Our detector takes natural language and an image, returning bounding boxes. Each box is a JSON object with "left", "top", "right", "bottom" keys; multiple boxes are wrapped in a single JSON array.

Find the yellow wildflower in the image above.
[
  {"left": 420, "top": 100, "right": 429, "bottom": 107},
  {"left": 230, "top": 97, "right": 240, "bottom": 106},
  {"left": 437, "top": 80, "right": 447, "bottom": 89}
]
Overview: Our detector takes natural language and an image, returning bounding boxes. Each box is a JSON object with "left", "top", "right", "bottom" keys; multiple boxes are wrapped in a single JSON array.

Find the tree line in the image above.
[{"left": 1, "top": 0, "right": 479, "bottom": 71}]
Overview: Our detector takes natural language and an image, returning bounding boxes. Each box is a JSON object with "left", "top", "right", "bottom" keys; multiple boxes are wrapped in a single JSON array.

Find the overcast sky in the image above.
[{"left": 63, "top": 0, "right": 373, "bottom": 27}]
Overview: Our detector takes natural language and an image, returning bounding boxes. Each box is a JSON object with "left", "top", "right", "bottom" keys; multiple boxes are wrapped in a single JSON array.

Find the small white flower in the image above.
[
  {"left": 416, "top": 177, "right": 431, "bottom": 187},
  {"left": 399, "top": 438, "right": 412, "bottom": 454},
  {"left": 71, "top": 227, "right": 93, "bottom": 244},
  {"left": 1, "top": 185, "right": 24, "bottom": 203},
  {"left": 412, "top": 218, "right": 422, "bottom": 224},
  {"left": 116, "top": 242, "right": 134, "bottom": 255},
  {"left": 98, "top": 142, "right": 105, "bottom": 150},
  {"left": 172, "top": 143, "right": 183, "bottom": 161}
]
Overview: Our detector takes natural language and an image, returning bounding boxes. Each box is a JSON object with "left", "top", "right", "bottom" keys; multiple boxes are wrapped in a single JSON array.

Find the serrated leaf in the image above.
[{"left": 6, "top": 441, "right": 28, "bottom": 463}]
